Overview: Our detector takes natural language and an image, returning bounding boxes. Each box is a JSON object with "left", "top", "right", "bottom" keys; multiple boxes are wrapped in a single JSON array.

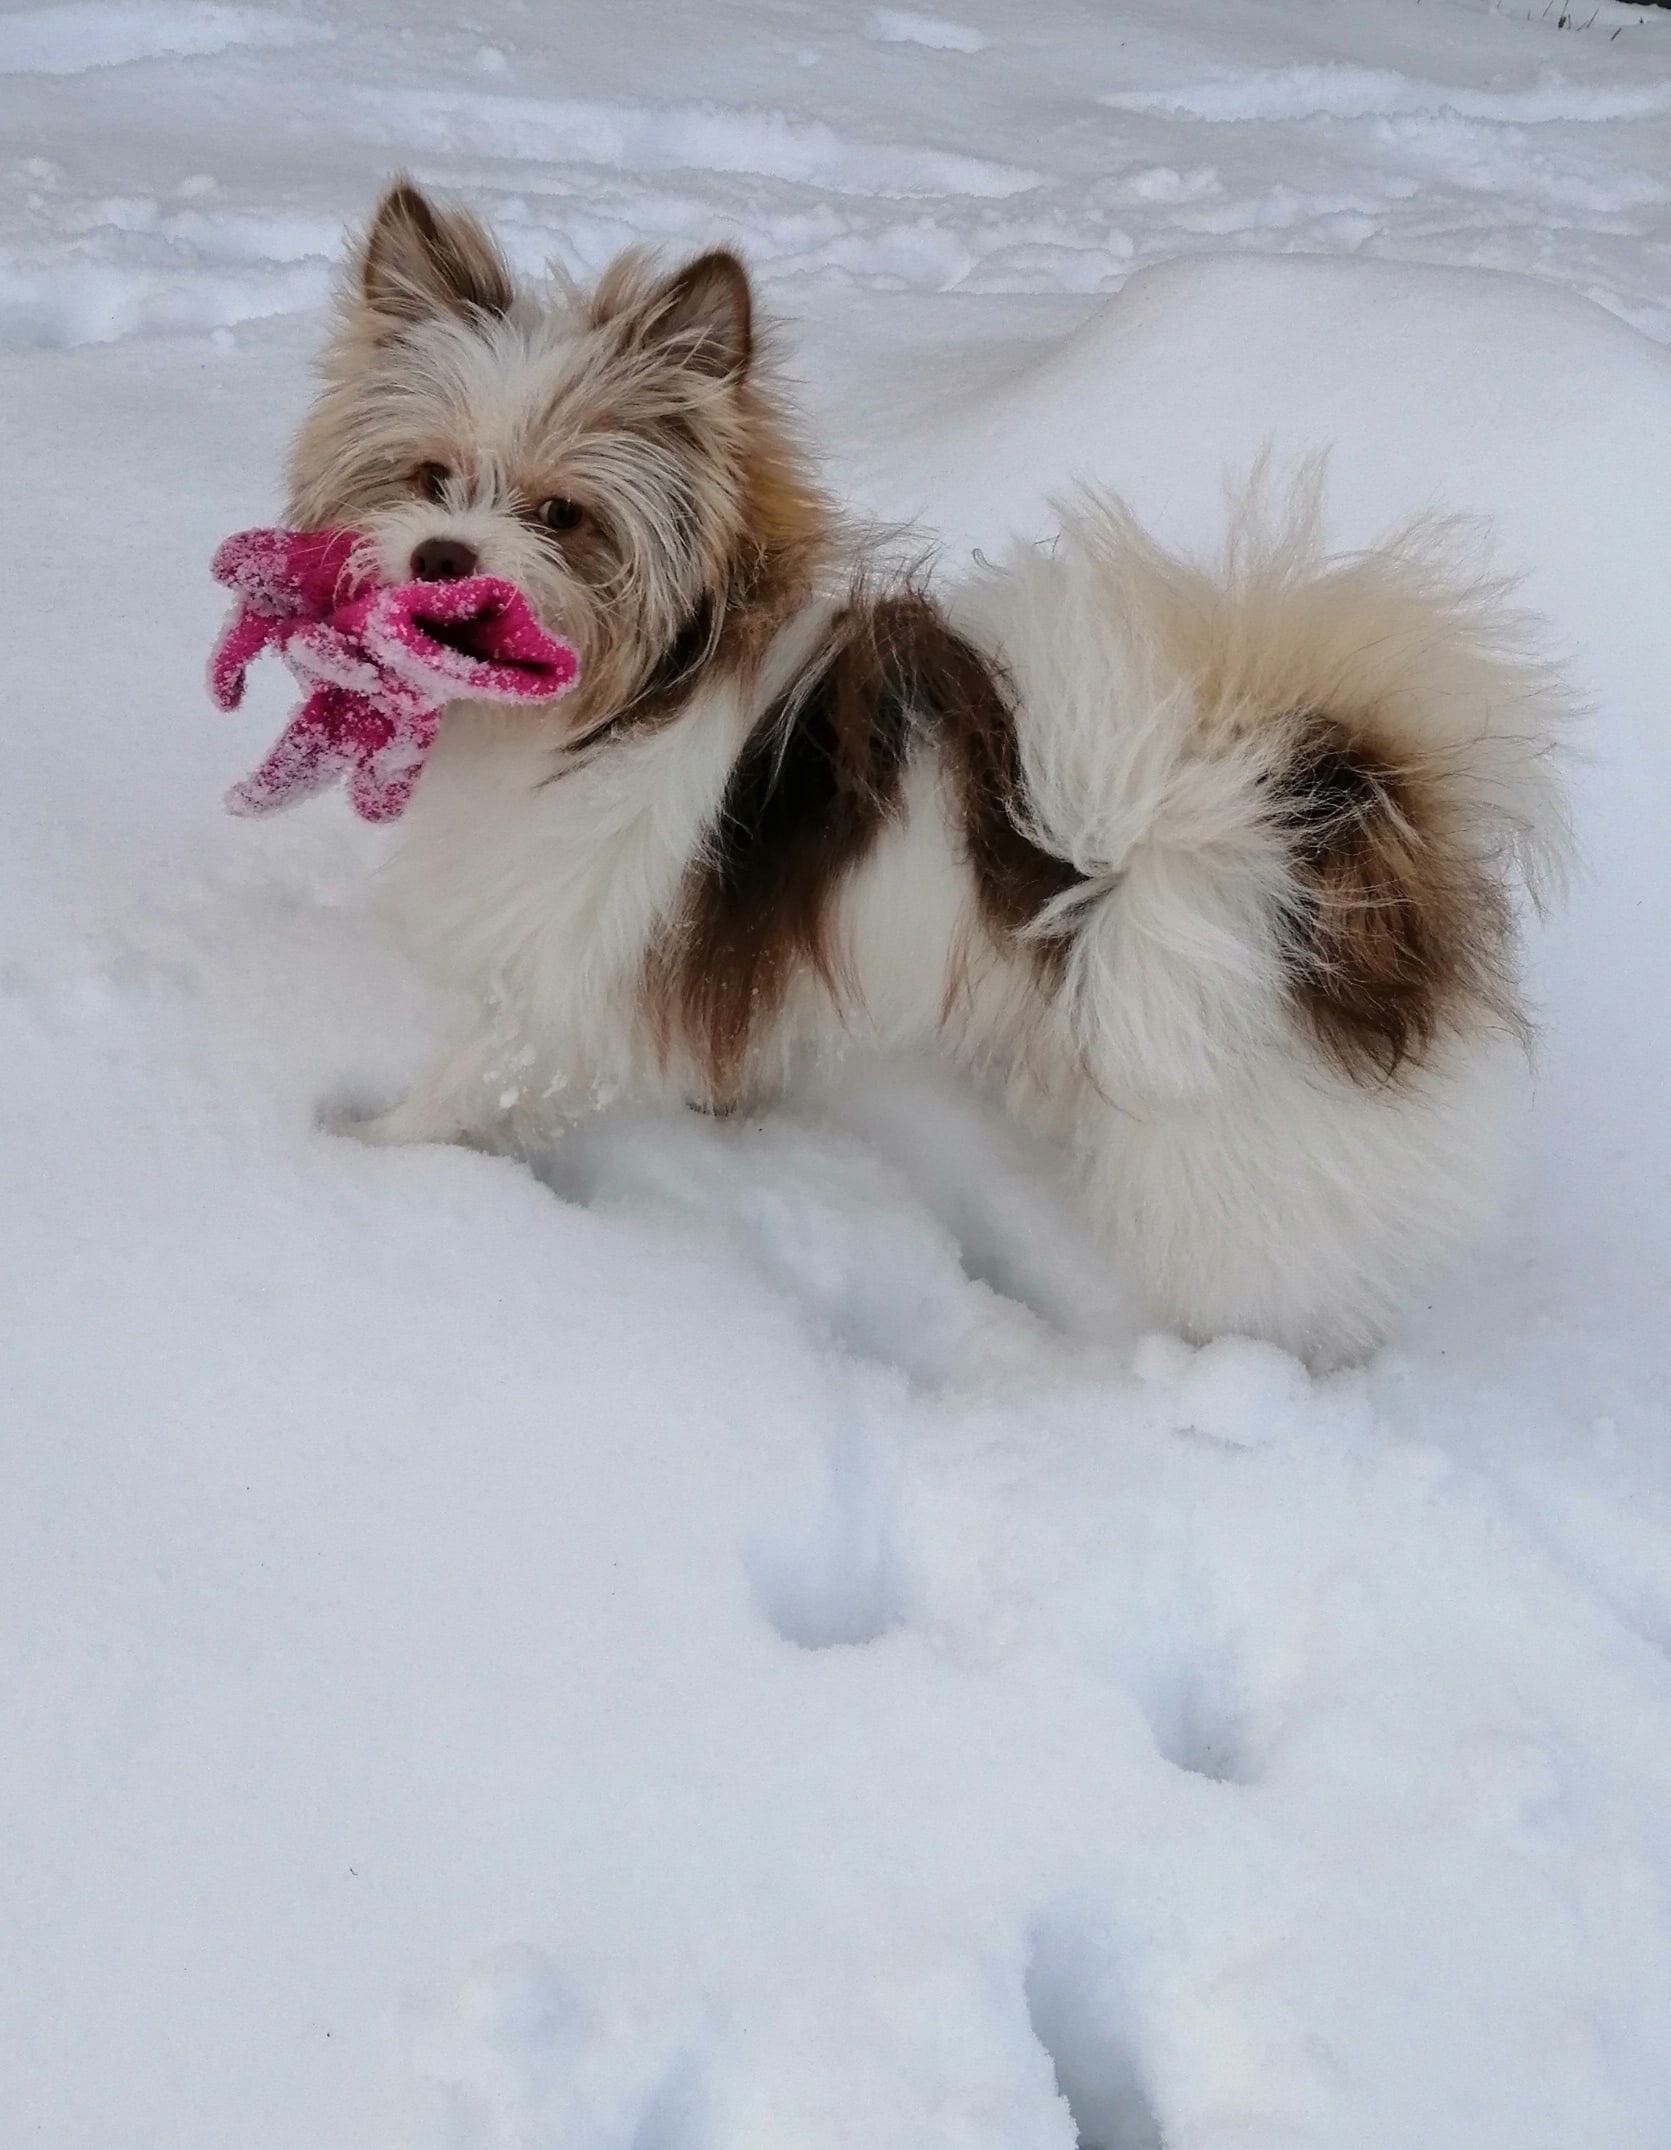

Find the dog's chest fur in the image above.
[{"left": 380, "top": 597, "right": 1037, "bottom": 1119}]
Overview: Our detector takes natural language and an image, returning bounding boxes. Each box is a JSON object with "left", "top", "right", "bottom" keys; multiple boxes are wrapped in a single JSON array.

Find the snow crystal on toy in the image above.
[{"left": 208, "top": 527, "right": 580, "bottom": 824}]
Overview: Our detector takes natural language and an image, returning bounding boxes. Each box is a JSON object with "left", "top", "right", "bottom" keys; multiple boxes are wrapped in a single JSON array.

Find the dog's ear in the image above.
[
  {"left": 359, "top": 179, "right": 513, "bottom": 326},
  {"left": 642, "top": 250, "right": 754, "bottom": 381}
]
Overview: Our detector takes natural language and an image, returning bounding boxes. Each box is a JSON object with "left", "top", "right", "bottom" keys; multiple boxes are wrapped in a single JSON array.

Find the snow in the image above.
[
  {"left": 4, "top": 2, "right": 1671, "bottom": 2147},
  {"left": 0, "top": 3, "right": 320, "bottom": 76},
  {"left": 869, "top": 12, "right": 990, "bottom": 56}
]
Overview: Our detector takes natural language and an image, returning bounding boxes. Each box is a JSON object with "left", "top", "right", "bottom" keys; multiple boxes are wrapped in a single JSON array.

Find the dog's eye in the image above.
[
  {"left": 539, "top": 497, "right": 584, "bottom": 533},
  {"left": 414, "top": 462, "right": 451, "bottom": 503}
]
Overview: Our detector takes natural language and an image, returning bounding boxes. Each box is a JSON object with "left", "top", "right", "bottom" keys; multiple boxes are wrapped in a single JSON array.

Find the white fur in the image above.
[
  {"left": 946, "top": 487, "right": 1568, "bottom": 1358},
  {"left": 363, "top": 487, "right": 1568, "bottom": 1363},
  {"left": 358, "top": 603, "right": 832, "bottom": 1146}
]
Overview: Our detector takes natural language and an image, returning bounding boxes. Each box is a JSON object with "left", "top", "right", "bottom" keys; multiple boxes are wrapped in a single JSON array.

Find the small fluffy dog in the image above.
[{"left": 294, "top": 180, "right": 1569, "bottom": 1360}]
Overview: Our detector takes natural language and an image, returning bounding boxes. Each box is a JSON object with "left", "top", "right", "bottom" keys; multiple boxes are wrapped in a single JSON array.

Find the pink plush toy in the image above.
[{"left": 208, "top": 527, "right": 580, "bottom": 823}]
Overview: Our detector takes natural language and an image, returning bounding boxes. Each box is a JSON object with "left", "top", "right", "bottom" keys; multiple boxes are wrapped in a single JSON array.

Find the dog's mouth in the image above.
[
  {"left": 411, "top": 603, "right": 563, "bottom": 680},
  {"left": 387, "top": 574, "right": 580, "bottom": 705}
]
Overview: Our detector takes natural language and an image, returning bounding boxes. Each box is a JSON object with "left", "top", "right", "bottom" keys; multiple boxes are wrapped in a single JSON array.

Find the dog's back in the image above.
[{"left": 947, "top": 486, "right": 1569, "bottom": 1356}]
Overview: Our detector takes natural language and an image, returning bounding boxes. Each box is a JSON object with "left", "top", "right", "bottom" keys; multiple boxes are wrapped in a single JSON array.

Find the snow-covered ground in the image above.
[{"left": 6, "top": 2, "right": 1671, "bottom": 2146}]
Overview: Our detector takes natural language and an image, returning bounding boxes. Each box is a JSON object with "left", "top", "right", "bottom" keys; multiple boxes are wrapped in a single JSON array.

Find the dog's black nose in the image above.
[{"left": 409, "top": 537, "right": 479, "bottom": 583}]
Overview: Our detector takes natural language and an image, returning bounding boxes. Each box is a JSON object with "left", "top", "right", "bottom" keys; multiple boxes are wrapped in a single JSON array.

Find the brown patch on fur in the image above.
[
  {"left": 1275, "top": 712, "right": 1518, "bottom": 1081},
  {"left": 647, "top": 592, "right": 1083, "bottom": 1101},
  {"left": 645, "top": 602, "right": 914, "bottom": 1100},
  {"left": 361, "top": 179, "right": 513, "bottom": 326},
  {"left": 912, "top": 601, "right": 1085, "bottom": 982}
]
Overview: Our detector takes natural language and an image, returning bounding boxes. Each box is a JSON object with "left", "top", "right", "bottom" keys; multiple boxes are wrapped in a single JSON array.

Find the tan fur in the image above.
[
  {"left": 1022, "top": 482, "right": 1570, "bottom": 1087},
  {"left": 360, "top": 180, "right": 514, "bottom": 326},
  {"left": 287, "top": 184, "right": 833, "bottom": 749}
]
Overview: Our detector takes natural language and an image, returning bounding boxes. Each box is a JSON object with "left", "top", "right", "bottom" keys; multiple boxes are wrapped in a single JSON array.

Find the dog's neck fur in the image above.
[{"left": 583, "top": 490, "right": 836, "bottom": 749}]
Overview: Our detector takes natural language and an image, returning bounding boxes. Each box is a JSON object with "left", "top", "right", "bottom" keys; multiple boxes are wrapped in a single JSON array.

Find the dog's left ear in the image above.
[{"left": 644, "top": 250, "right": 753, "bottom": 382}]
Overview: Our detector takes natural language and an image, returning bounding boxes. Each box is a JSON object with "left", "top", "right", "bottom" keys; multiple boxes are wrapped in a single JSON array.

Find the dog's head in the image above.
[{"left": 289, "top": 181, "right": 828, "bottom": 734}]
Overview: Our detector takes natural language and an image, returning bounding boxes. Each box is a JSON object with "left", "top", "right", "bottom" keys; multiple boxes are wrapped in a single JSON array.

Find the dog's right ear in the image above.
[{"left": 358, "top": 179, "right": 513, "bottom": 326}]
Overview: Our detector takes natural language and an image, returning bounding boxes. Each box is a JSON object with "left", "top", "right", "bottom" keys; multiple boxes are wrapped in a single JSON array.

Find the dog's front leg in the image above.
[{"left": 335, "top": 1026, "right": 525, "bottom": 1152}]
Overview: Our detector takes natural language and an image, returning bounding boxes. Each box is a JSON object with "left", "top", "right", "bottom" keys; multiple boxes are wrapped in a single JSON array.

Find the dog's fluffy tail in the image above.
[{"left": 951, "top": 476, "right": 1572, "bottom": 1358}]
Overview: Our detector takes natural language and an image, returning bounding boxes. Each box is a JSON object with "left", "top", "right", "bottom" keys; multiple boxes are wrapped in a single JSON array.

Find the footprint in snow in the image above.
[
  {"left": 744, "top": 1399, "right": 909, "bottom": 1651},
  {"left": 1025, "top": 1901, "right": 1165, "bottom": 2150},
  {"left": 409, "top": 1945, "right": 707, "bottom": 2150},
  {"left": 1123, "top": 1627, "right": 1257, "bottom": 1787},
  {"left": 545, "top": 1100, "right": 1063, "bottom": 1391}
]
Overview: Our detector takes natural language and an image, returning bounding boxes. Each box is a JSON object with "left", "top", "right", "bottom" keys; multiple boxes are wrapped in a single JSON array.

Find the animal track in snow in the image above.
[
  {"left": 544, "top": 1098, "right": 1109, "bottom": 1651},
  {"left": 1127, "top": 1637, "right": 1255, "bottom": 1785},
  {"left": 409, "top": 1945, "right": 707, "bottom": 2150},
  {"left": 1024, "top": 1904, "right": 1165, "bottom": 2150},
  {"left": 813, "top": 1060, "right": 1131, "bottom": 1349},
  {"left": 408, "top": 1945, "right": 582, "bottom": 2150},
  {"left": 744, "top": 1407, "right": 908, "bottom": 1650},
  {"left": 546, "top": 1103, "right": 1059, "bottom": 1390}
]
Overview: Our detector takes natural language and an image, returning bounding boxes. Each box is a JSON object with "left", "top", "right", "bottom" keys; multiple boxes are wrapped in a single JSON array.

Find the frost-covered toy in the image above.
[{"left": 208, "top": 527, "right": 580, "bottom": 823}]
